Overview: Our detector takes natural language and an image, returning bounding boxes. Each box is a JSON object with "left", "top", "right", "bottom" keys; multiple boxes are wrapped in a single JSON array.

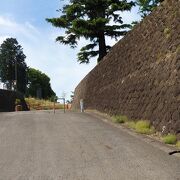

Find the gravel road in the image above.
[{"left": 0, "top": 111, "right": 179, "bottom": 180}]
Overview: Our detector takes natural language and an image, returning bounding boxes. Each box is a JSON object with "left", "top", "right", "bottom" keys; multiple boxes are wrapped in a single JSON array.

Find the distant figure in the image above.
[{"left": 80, "top": 99, "right": 84, "bottom": 113}]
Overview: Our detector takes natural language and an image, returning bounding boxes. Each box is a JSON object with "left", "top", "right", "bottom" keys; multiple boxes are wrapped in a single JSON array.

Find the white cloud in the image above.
[
  {"left": 0, "top": 15, "right": 40, "bottom": 42},
  {"left": 0, "top": 16, "right": 15, "bottom": 27},
  {"left": 121, "top": 6, "right": 141, "bottom": 24},
  {"left": 0, "top": 15, "right": 96, "bottom": 99},
  {"left": 0, "top": 8, "right": 141, "bottom": 100}
]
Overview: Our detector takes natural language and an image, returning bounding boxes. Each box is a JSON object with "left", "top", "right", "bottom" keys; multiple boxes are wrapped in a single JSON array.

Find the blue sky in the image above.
[{"left": 0, "top": 0, "right": 141, "bottom": 100}]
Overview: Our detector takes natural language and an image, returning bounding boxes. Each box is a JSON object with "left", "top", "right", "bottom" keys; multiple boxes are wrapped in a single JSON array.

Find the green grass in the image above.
[
  {"left": 162, "top": 134, "right": 177, "bottom": 144},
  {"left": 112, "top": 117, "right": 154, "bottom": 135},
  {"left": 15, "top": 98, "right": 21, "bottom": 105},
  {"left": 176, "top": 141, "right": 180, "bottom": 149},
  {"left": 125, "top": 120, "right": 154, "bottom": 134},
  {"left": 112, "top": 115, "right": 128, "bottom": 124},
  {"left": 111, "top": 113, "right": 179, "bottom": 147},
  {"left": 134, "top": 120, "right": 155, "bottom": 134},
  {"left": 125, "top": 121, "right": 136, "bottom": 129}
]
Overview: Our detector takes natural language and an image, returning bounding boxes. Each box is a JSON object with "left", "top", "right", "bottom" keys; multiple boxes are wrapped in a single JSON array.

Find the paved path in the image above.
[{"left": 0, "top": 111, "right": 179, "bottom": 180}]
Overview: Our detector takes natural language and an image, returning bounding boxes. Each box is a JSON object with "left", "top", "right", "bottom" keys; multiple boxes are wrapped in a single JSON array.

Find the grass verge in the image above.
[
  {"left": 125, "top": 120, "right": 154, "bottom": 135},
  {"left": 110, "top": 113, "right": 179, "bottom": 147},
  {"left": 134, "top": 120, "right": 155, "bottom": 134},
  {"left": 125, "top": 121, "right": 136, "bottom": 129},
  {"left": 176, "top": 141, "right": 180, "bottom": 149},
  {"left": 111, "top": 115, "right": 154, "bottom": 135},
  {"left": 112, "top": 115, "right": 128, "bottom": 124},
  {"left": 162, "top": 134, "right": 177, "bottom": 144}
]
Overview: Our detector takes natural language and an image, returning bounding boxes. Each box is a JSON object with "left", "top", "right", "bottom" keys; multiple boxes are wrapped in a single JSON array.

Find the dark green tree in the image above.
[
  {"left": 0, "top": 38, "right": 27, "bottom": 93},
  {"left": 136, "top": 0, "right": 164, "bottom": 17},
  {"left": 27, "top": 68, "right": 56, "bottom": 99},
  {"left": 46, "top": 0, "right": 135, "bottom": 63}
]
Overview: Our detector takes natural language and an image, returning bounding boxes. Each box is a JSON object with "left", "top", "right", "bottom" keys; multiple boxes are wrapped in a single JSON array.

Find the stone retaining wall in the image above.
[{"left": 72, "top": 0, "right": 180, "bottom": 135}]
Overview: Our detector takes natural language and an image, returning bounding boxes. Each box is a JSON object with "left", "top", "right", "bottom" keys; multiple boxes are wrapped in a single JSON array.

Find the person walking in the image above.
[{"left": 80, "top": 99, "right": 84, "bottom": 113}]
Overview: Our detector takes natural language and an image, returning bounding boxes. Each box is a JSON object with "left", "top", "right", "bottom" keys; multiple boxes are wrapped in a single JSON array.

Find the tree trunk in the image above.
[
  {"left": 98, "top": 32, "right": 107, "bottom": 63},
  {"left": 8, "top": 62, "right": 13, "bottom": 90}
]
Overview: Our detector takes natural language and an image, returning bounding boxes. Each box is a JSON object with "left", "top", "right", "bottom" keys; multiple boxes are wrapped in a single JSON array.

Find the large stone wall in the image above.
[
  {"left": 0, "top": 89, "right": 29, "bottom": 112},
  {"left": 72, "top": 0, "right": 180, "bottom": 134}
]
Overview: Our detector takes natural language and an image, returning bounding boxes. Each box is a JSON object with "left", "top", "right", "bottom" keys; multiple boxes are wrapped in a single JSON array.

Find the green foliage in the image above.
[
  {"left": 27, "top": 68, "right": 56, "bottom": 99},
  {"left": 126, "top": 121, "right": 136, "bottom": 129},
  {"left": 136, "top": 0, "right": 164, "bottom": 17},
  {"left": 125, "top": 120, "right": 154, "bottom": 134},
  {"left": 110, "top": 113, "right": 178, "bottom": 147},
  {"left": 162, "top": 134, "right": 177, "bottom": 144},
  {"left": 112, "top": 115, "right": 128, "bottom": 123},
  {"left": 135, "top": 120, "right": 150, "bottom": 129},
  {"left": 0, "top": 38, "right": 28, "bottom": 93},
  {"left": 176, "top": 141, "right": 180, "bottom": 149},
  {"left": 111, "top": 115, "right": 154, "bottom": 134},
  {"left": 15, "top": 99, "right": 21, "bottom": 105},
  {"left": 135, "top": 120, "right": 154, "bottom": 134},
  {"left": 46, "top": 0, "right": 135, "bottom": 63}
]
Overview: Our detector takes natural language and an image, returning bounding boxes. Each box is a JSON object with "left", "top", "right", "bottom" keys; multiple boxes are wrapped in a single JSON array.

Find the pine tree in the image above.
[
  {"left": 46, "top": 0, "right": 135, "bottom": 63},
  {"left": 0, "top": 38, "right": 27, "bottom": 93}
]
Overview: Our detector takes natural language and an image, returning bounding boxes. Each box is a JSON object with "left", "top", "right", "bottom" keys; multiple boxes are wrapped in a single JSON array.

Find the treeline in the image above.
[{"left": 0, "top": 38, "right": 56, "bottom": 100}]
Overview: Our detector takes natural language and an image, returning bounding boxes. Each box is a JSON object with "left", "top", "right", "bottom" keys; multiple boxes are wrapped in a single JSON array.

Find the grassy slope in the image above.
[{"left": 25, "top": 98, "right": 64, "bottom": 110}]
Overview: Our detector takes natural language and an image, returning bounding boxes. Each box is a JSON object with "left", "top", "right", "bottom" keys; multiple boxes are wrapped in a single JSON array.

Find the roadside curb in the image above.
[{"left": 85, "top": 109, "right": 180, "bottom": 158}]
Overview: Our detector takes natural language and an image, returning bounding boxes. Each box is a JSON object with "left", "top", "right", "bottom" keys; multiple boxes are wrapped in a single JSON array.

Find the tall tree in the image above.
[
  {"left": 0, "top": 38, "right": 27, "bottom": 93},
  {"left": 27, "top": 68, "right": 56, "bottom": 99},
  {"left": 46, "top": 0, "right": 135, "bottom": 63},
  {"left": 136, "top": 0, "right": 164, "bottom": 17}
]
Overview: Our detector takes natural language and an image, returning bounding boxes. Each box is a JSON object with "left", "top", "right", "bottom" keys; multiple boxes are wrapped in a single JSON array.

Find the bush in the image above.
[
  {"left": 135, "top": 120, "right": 154, "bottom": 134},
  {"left": 162, "top": 134, "right": 177, "bottom": 144},
  {"left": 112, "top": 115, "right": 128, "bottom": 124},
  {"left": 15, "top": 98, "right": 21, "bottom": 105},
  {"left": 126, "top": 121, "right": 136, "bottom": 129},
  {"left": 176, "top": 141, "right": 180, "bottom": 149}
]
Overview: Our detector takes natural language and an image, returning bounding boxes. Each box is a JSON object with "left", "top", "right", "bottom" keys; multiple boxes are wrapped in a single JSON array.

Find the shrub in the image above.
[
  {"left": 126, "top": 121, "right": 136, "bottom": 129},
  {"left": 112, "top": 115, "right": 128, "bottom": 124},
  {"left": 162, "top": 134, "right": 177, "bottom": 144},
  {"left": 176, "top": 141, "right": 180, "bottom": 149},
  {"left": 112, "top": 116, "right": 155, "bottom": 135},
  {"left": 15, "top": 98, "right": 21, "bottom": 105},
  {"left": 135, "top": 120, "right": 154, "bottom": 134}
]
